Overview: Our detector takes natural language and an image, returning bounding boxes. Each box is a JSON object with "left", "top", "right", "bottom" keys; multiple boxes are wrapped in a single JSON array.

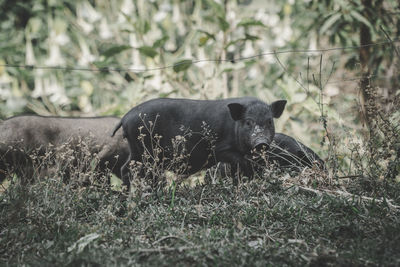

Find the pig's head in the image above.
[{"left": 228, "top": 100, "right": 287, "bottom": 154}]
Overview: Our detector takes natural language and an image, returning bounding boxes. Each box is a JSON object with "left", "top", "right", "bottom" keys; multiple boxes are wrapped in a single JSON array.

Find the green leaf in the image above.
[
  {"left": 153, "top": 36, "right": 169, "bottom": 48},
  {"left": 244, "top": 60, "right": 256, "bottom": 67},
  {"left": 205, "top": 0, "right": 225, "bottom": 17},
  {"left": 320, "top": 13, "right": 342, "bottom": 34},
  {"left": 198, "top": 30, "right": 215, "bottom": 39},
  {"left": 237, "top": 18, "right": 265, "bottom": 27},
  {"left": 138, "top": 46, "right": 158, "bottom": 58},
  {"left": 102, "top": 45, "right": 131, "bottom": 58},
  {"left": 217, "top": 16, "right": 230, "bottom": 32},
  {"left": 350, "top": 10, "right": 373, "bottom": 29},
  {"left": 199, "top": 36, "right": 210, "bottom": 46},
  {"left": 244, "top": 33, "right": 259, "bottom": 41},
  {"left": 225, "top": 68, "right": 236, "bottom": 74},
  {"left": 143, "top": 20, "right": 151, "bottom": 34},
  {"left": 198, "top": 30, "right": 215, "bottom": 46},
  {"left": 225, "top": 39, "right": 245, "bottom": 49},
  {"left": 173, "top": 59, "right": 192, "bottom": 72},
  {"left": 158, "top": 90, "right": 178, "bottom": 98},
  {"left": 93, "top": 59, "right": 111, "bottom": 69}
]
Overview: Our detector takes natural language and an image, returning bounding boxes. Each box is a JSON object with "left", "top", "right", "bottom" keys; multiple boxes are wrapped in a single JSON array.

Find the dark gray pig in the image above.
[
  {"left": 0, "top": 115, "right": 129, "bottom": 184},
  {"left": 267, "top": 133, "right": 325, "bottom": 171},
  {"left": 112, "top": 97, "right": 286, "bottom": 188},
  {"left": 207, "top": 133, "right": 325, "bottom": 182}
]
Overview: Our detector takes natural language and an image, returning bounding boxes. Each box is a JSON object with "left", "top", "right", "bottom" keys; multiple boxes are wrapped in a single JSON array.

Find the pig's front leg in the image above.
[{"left": 217, "top": 151, "right": 253, "bottom": 185}]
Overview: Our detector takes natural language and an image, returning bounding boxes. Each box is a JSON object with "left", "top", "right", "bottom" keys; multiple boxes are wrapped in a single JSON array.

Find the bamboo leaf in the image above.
[
  {"left": 237, "top": 18, "right": 265, "bottom": 27},
  {"left": 199, "top": 36, "right": 210, "bottom": 46},
  {"left": 244, "top": 33, "right": 259, "bottom": 41},
  {"left": 217, "top": 16, "right": 229, "bottom": 32},
  {"left": 350, "top": 10, "right": 373, "bottom": 29},
  {"left": 320, "top": 13, "right": 342, "bottom": 34},
  {"left": 102, "top": 45, "right": 131, "bottom": 58},
  {"left": 173, "top": 59, "right": 192, "bottom": 72},
  {"left": 138, "top": 46, "right": 158, "bottom": 58},
  {"left": 153, "top": 36, "right": 169, "bottom": 48},
  {"left": 205, "top": 0, "right": 225, "bottom": 17}
]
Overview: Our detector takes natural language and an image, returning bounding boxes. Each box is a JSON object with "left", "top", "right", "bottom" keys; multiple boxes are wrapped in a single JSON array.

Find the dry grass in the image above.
[{"left": 1, "top": 142, "right": 400, "bottom": 266}]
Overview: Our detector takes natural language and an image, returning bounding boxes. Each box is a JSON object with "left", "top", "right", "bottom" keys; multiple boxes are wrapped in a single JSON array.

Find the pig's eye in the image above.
[
  {"left": 267, "top": 119, "right": 272, "bottom": 125},
  {"left": 245, "top": 119, "right": 253, "bottom": 127}
]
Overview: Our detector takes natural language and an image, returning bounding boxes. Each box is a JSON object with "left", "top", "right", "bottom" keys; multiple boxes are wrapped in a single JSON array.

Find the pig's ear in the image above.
[
  {"left": 271, "top": 100, "right": 287, "bottom": 118},
  {"left": 228, "top": 103, "right": 245, "bottom": 121}
]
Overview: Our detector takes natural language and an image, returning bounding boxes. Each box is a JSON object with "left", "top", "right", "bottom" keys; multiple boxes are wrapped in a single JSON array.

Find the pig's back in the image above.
[
  {"left": 0, "top": 115, "right": 122, "bottom": 151},
  {"left": 122, "top": 97, "right": 262, "bottom": 133}
]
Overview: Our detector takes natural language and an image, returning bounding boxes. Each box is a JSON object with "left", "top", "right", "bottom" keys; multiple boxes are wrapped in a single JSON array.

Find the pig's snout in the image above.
[
  {"left": 253, "top": 138, "right": 271, "bottom": 151},
  {"left": 251, "top": 125, "right": 271, "bottom": 151}
]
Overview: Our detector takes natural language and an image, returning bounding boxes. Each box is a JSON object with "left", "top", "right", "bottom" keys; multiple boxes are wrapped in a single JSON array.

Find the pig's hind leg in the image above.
[
  {"left": 120, "top": 145, "right": 148, "bottom": 192},
  {"left": 121, "top": 154, "right": 133, "bottom": 192}
]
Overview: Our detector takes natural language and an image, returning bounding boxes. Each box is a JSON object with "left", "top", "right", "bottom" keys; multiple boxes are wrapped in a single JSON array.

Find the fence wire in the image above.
[{"left": 0, "top": 39, "right": 399, "bottom": 84}]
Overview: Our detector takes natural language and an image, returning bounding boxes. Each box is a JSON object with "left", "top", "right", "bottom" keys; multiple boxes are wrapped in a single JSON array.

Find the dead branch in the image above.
[{"left": 286, "top": 183, "right": 400, "bottom": 210}]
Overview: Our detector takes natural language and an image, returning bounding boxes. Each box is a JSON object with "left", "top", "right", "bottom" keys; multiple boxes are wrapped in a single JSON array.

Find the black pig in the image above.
[
  {"left": 0, "top": 115, "right": 129, "bottom": 184},
  {"left": 112, "top": 97, "right": 286, "bottom": 188},
  {"left": 206, "top": 133, "right": 325, "bottom": 182},
  {"left": 268, "top": 133, "right": 325, "bottom": 171}
]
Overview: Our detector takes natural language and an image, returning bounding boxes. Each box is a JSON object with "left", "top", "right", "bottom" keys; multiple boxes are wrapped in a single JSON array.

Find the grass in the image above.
[
  {"left": 1, "top": 169, "right": 400, "bottom": 266},
  {"left": 1, "top": 93, "right": 399, "bottom": 266}
]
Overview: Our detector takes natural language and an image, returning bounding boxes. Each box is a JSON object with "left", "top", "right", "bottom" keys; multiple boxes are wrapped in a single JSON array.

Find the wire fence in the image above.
[{"left": 0, "top": 39, "right": 399, "bottom": 87}]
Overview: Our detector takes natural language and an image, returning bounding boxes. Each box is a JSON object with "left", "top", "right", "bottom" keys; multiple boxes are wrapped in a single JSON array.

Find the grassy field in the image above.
[{"left": 1, "top": 168, "right": 400, "bottom": 266}]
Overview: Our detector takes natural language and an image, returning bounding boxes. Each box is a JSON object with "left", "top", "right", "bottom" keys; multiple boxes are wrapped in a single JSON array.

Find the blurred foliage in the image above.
[
  {"left": 0, "top": 0, "right": 399, "bottom": 173},
  {"left": 309, "top": 0, "right": 400, "bottom": 74}
]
